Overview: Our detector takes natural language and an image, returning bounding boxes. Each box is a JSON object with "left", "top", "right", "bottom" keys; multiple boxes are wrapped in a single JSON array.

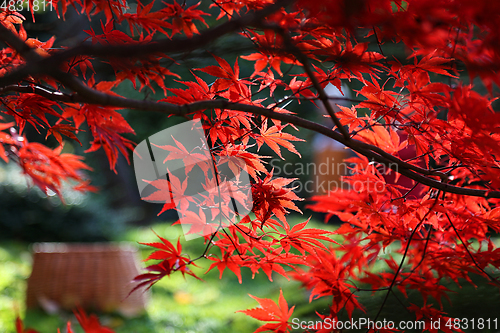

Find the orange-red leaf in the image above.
[{"left": 237, "top": 290, "right": 294, "bottom": 333}]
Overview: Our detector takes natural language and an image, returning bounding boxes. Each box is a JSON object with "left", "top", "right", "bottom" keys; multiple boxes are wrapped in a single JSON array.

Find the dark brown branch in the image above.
[
  {"left": 3, "top": 81, "right": 500, "bottom": 198},
  {"left": 0, "top": 84, "right": 71, "bottom": 101},
  {"left": 264, "top": 23, "right": 351, "bottom": 140},
  {"left": 0, "top": 26, "right": 42, "bottom": 63},
  {"left": 0, "top": 0, "right": 295, "bottom": 88},
  {"left": 283, "top": 40, "right": 351, "bottom": 140},
  {"left": 0, "top": 20, "right": 46, "bottom": 82},
  {"left": 0, "top": 11, "right": 498, "bottom": 198}
]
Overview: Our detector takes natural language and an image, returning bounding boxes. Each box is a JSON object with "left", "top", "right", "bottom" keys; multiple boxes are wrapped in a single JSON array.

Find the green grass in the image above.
[{"left": 0, "top": 242, "right": 32, "bottom": 332}]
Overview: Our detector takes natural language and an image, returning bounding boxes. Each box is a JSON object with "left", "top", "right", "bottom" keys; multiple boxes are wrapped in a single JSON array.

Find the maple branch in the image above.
[
  {"left": 0, "top": 0, "right": 296, "bottom": 88},
  {"left": 5, "top": 78, "right": 500, "bottom": 198},
  {"left": 1, "top": 4, "right": 461, "bottom": 198},
  {"left": 371, "top": 26, "right": 390, "bottom": 68},
  {"left": 0, "top": 21, "right": 496, "bottom": 198},
  {"left": 390, "top": 182, "right": 420, "bottom": 202},
  {"left": 0, "top": 25, "right": 41, "bottom": 64},
  {"left": 258, "top": 23, "right": 351, "bottom": 140},
  {"left": 0, "top": 21, "right": 47, "bottom": 85},
  {"left": 0, "top": 84, "right": 72, "bottom": 101},
  {"left": 398, "top": 227, "right": 433, "bottom": 285},
  {"left": 185, "top": 226, "right": 220, "bottom": 266}
]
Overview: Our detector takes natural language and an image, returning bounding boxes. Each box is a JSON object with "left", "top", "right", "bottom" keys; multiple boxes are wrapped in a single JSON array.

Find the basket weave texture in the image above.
[{"left": 26, "top": 242, "right": 148, "bottom": 316}]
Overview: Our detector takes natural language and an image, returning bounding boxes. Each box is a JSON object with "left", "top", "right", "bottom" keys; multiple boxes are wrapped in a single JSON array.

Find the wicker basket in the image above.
[{"left": 26, "top": 242, "right": 148, "bottom": 316}]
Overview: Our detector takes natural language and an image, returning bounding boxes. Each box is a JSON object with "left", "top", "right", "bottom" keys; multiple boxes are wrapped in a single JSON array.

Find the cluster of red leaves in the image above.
[
  {"left": 131, "top": 234, "right": 201, "bottom": 294},
  {"left": 2, "top": 0, "right": 500, "bottom": 332},
  {"left": 16, "top": 307, "right": 114, "bottom": 333},
  {"left": 0, "top": 118, "right": 94, "bottom": 198},
  {"left": 135, "top": 55, "right": 336, "bottom": 288}
]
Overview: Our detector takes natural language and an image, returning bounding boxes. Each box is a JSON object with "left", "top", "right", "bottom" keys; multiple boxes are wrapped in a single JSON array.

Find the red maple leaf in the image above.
[
  {"left": 237, "top": 289, "right": 295, "bottom": 333},
  {"left": 255, "top": 120, "right": 304, "bottom": 159},
  {"left": 162, "top": 1, "right": 209, "bottom": 38},
  {"left": 74, "top": 307, "right": 115, "bottom": 333},
  {"left": 252, "top": 170, "right": 303, "bottom": 224},
  {"left": 122, "top": 1, "right": 171, "bottom": 35},
  {"left": 241, "top": 30, "right": 299, "bottom": 76},
  {"left": 15, "top": 317, "right": 39, "bottom": 333},
  {"left": 279, "top": 218, "right": 337, "bottom": 254},
  {"left": 331, "top": 41, "right": 385, "bottom": 79},
  {"left": 132, "top": 233, "right": 200, "bottom": 294}
]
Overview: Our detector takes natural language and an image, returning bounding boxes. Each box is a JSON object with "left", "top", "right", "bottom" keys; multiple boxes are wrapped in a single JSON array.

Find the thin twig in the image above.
[
  {"left": 270, "top": 25, "right": 351, "bottom": 140},
  {"left": 445, "top": 213, "right": 500, "bottom": 286},
  {"left": 369, "top": 194, "right": 440, "bottom": 331}
]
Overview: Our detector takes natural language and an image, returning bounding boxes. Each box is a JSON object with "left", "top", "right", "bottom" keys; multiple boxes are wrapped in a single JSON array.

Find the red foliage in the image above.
[{"left": 3, "top": 0, "right": 500, "bottom": 332}]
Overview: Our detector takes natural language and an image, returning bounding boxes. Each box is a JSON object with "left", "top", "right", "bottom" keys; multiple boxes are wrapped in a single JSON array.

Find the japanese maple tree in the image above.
[{"left": 2, "top": 0, "right": 500, "bottom": 332}]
